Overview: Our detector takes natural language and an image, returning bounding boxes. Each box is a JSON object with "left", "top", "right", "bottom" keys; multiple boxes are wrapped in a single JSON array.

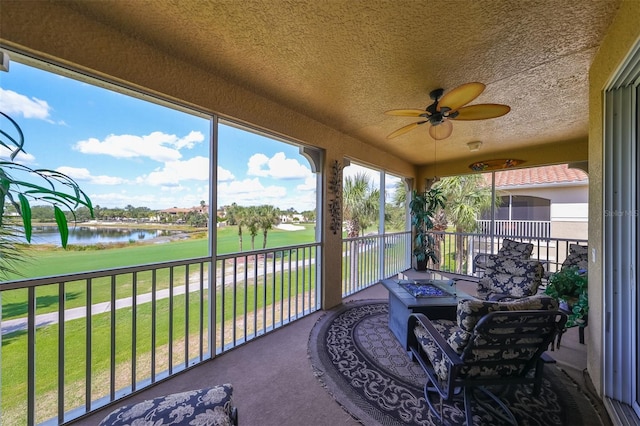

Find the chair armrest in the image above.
[
  {"left": 487, "top": 293, "right": 514, "bottom": 301},
  {"left": 473, "top": 253, "right": 488, "bottom": 271},
  {"left": 408, "top": 313, "right": 464, "bottom": 399},
  {"left": 409, "top": 314, "right": 461, "bottom": 361}
]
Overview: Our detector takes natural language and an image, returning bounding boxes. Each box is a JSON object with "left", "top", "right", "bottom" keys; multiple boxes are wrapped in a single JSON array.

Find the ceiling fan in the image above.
[{"left": 385, "top": 82, "right": 510, "bottom": 141}]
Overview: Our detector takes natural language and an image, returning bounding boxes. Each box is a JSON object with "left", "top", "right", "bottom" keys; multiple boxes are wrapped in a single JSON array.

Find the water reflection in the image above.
[{"left": 26, "top": 226, "right": 181, "bottom": 246}]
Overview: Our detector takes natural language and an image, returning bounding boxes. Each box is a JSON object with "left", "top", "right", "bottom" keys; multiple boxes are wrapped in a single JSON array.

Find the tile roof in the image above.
[{"left": 486, "top": 164, "right": 588, "bottom": 187}]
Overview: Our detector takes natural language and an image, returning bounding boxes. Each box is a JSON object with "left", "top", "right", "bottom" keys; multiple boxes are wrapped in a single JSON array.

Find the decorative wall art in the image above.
[{"left": 328, "top": 160, "right": 343, "bottom": 235}]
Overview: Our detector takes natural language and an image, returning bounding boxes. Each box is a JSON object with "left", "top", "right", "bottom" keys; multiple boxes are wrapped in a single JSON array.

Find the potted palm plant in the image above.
[
  {"left": 409, "top": 187, "right": 445, "bottom": 271},
  {"left": 545, "top": 266, "right": 588, "bottom": 327}
]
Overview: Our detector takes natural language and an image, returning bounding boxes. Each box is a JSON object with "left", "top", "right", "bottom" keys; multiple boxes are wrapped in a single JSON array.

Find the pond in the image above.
[{"left": 25, "top": 225, "right": 181, "bottom": 246}]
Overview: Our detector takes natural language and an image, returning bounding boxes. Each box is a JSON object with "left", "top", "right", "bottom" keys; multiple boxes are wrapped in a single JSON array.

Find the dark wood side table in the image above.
[{"left": 380, "top": 271, "right": 473, "bottom": 349}]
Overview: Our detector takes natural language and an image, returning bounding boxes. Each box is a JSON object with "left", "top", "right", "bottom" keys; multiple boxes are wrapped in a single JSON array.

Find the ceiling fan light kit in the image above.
[
  {"left": 385, "top": 82, "right": 510, "bottom": 141},
  {"left": 467, "top": 141, "right": 483, "bottom": 151}
]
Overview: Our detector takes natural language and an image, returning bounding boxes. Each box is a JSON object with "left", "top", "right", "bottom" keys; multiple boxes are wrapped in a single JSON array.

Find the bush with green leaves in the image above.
[{"left": 545, "top": 266, "right": 588, "bottom": 327}]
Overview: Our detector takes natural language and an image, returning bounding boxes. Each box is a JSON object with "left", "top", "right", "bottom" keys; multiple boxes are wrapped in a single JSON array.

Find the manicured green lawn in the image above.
[
  {"left": 4, "top": 224, "right": 316, "bottom": 280},
  {"left": 2, "top": 263, "right": 317, "bottom": 424},
  {"left": 1, "top": 223, "right": 321, "bottom": 423},
  {"left": 1, "top": 224, "right": 316, "bottom": 320}
]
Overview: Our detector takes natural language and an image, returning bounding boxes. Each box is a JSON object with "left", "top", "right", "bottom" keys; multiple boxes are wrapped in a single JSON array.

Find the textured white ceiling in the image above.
[{"left": 65, "top": 0, "right": 621, "bottom": 165}]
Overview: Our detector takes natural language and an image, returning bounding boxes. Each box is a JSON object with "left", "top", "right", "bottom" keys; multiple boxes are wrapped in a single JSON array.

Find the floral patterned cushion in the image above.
[
  {"left": 562, "top": 244, "right": 588, "bottom": 272},
  {"left": 98, "top": 384, "right": 237, "bottom": 426},
  {"left": 413, "top": 296, "right": 558, "bottom": 381},
  {"left": 477, "top": 255, "right": 544, "bottom": 299},
  {"left": 450, "top": 295, "right": 558, "bottom": 353},
  {"left": 474, "top": 239, "right": 534, "bottom": 272},
  {"left": 497, "top": 238, "right": 534, "bottom": 259},
  {"left": 413, "top": 319, "right": 458, "bottom": 382}
]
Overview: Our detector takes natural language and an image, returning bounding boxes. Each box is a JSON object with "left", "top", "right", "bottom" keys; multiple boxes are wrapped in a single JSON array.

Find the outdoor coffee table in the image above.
[{"left": 381, "top": 270, "right": 473, "bottom": 349}]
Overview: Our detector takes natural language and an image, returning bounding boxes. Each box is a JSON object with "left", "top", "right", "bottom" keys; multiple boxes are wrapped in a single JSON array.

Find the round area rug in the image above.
[{"left": 308, "top": 300, "right": 605, "bottom": 426}]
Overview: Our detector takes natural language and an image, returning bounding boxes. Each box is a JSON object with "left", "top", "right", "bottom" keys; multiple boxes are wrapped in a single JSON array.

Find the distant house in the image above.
[
  {"left": 479, "top": 164, "right": 588, "bottom": 241},
  {"left": 157, "top": 205, "right": 210, "bottom": 223},
  {"left": 279, "top": 213, "right": 305, "bottom": 223}
]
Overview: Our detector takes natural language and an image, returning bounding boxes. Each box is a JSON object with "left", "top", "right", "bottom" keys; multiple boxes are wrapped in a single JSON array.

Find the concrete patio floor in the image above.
[{"left": 74, "top": 280, "right": 603, "bottom": 426}]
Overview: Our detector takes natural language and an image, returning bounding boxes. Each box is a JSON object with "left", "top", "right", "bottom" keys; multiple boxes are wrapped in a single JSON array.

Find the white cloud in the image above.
[
  {"left": 217, "top": 178, "right": 287, "bottom": 206},
  {"left": 279, "top": 191, "right": 317, "bottom": 212},
  {"left": 89, "top": 191, "right": 160, "bottom": 209},
  {"left": 0, "top": 145, "right": 36, "bottom": 164},
  {"left": 296, "top": 175, "right": 317, "bottom": 191},
  {"left": 0, "top": 88, "right": 51, "bottom": 120},
  {"left": 55, "top": 166, "right": 127, "bottom": 185},
  {"left": 74, "top": 130, "right": 205, "bottom": 162},
  {"left": 90, "top": 188, "right": 210, "bottom": 211},
  {"left": 343, "top": 163, "right": 378, "bottom": 185},
  {"left": 247, "top": 152, "right": 311, "bottom": 179},
  {"left": 217, "top": 166, "right": 235, "bottom": 182},
  {"left": 141, "top": 156, "right": 210, "bottom": 186}
]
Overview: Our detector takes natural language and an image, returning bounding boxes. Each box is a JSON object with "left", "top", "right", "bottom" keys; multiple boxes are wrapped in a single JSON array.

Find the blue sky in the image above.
[{"left": 0, "top": 58, "right": 398, "bottom": 213}]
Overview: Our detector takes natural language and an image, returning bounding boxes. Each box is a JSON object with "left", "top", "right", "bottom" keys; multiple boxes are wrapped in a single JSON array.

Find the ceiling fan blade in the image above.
[
  {"left": 385, "top": 109, "right": 427, "bottom": 117},
  {"left": 428, "top": 120, "right": 453, "bottom": 140},
  {"left": 437, "top": 82, "right": 485, "bottom": 112},
  {"left": 387, "top": 121, "right": 426, "bottom": 139},
  {"left": 452, "top": 104, "right": 511, "bottom": 120}
]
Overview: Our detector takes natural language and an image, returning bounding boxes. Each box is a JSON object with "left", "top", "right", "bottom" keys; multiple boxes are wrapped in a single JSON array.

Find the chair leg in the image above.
[
  {"left": 463, "top": 387, "right": 474, "bottom": 426},
  {"left": 472, "top": 386, "right": 518, "bottom": 425},
  {"left": 423, "top": 380, "right": 444, "bottom": 425}
]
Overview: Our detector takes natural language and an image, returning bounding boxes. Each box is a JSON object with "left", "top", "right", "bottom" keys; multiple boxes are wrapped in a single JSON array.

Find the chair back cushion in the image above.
[
  {"left": 562, "top": 243, "right": 588, "bottom": 271},
  {"left": 497, "top": 238, "right": 534, "bottom": 259},
  {"left": 460, "top": 309, "right": 565, "bottom": 379},
  {"left": 477, "top": 255, "right": 544, "bottom": 299},
  {"left": 447, "top": 295, "right": 558, "bottom": 353}
]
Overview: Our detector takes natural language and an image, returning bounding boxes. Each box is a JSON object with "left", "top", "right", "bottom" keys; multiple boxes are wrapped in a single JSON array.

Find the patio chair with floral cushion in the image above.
[
  {"left": 476, "top": 254, "right": 544, "bottom": 301},
  {"left": 544, "top": 243, "right": 588, "bottom": 280},
  {"left": 473, "top": 238, "right": 534, "bottom": 274},
  {"left": 408, "top": 295, "right": 565, "bottom": 426}
]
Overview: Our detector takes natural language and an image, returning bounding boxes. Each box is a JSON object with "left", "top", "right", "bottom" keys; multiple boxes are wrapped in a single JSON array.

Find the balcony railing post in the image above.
[{"left": 0, "top": 242, "right": 317, "bottom": 424}]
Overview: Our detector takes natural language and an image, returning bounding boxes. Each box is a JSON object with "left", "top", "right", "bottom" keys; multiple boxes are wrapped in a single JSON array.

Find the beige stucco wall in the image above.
[
  {"left": 588, "top": 0, "right": 640, "bottom": 396},
  {"left": 498, "top": 184, "right": 589, "bottom": 240},
  {"left": 0, "top": 1, "right": 417, "bottom": 310}
]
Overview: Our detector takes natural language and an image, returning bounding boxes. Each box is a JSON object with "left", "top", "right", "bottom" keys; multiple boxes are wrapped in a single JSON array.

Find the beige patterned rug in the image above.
[{"left": 308, "top": 300, "right": 607, "bottom": 426}]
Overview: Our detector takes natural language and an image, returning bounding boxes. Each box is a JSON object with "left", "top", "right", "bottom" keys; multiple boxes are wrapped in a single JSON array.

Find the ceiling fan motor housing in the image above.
[{"left": 385, "top": 82, "right": 509, "bottom": 140}]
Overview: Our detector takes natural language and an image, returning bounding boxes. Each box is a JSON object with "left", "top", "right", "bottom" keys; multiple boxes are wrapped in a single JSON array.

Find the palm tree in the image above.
[
  {"left": 227, "top": 203, "right": 246, "bottom": 251},
  {"left": 343, "top": 172, "right": 379, "bottom": 238},
  {"left": 342, "top": 172, "right": 379, "bottom": 289},
  {"left": 386, "top": 179, "right": 408, "bottom": 231},
  {"left": 432, "top": 175, "right": 494, "bottom": 273},
  {"left": 245, "top": 206, "right": 260, "bottom": 250},
  {"left": 258, "top": 205, "right": 280, "bottom": 249}
]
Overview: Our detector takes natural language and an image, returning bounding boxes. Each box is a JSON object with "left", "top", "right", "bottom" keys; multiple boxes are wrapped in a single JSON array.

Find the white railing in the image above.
[
  {"left": 341, "top": 231, "right": 412, "bottom": 296},
  {"left": 0, "top": 243, "right": 320, "bottom": 425},
  {"left": 476, "top": 220, "right": 551, "bottom": 239}
]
